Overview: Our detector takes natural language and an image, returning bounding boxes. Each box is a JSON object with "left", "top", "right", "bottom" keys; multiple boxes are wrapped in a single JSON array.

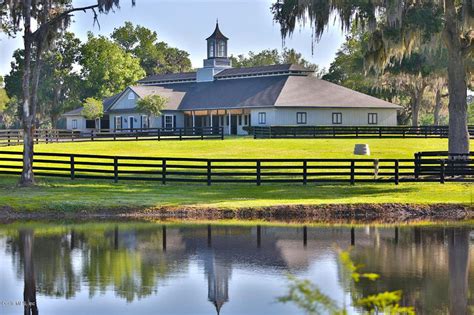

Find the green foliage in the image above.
[
  {"left": 111, "top": 21, "right": 192, "bottom": 75},
  {"left": 0, "top": 76, "right": 9, "bottom": 113},
  {"left": 278, "top": 275, "right": 345, "bottom": 315},
  {"left": 469, "top": 102, "right": 474, "bottom": 125},
  {"left": 4, "top": 33, "right": 83, "bottom": 127},
  {"left": 231, "top": 48, "right": 320, "bottom": 75},
  {"left": 279, "top": 250, "right": 415, "bottom": 315},
  {"left": 135, "top": 94, "right": 168, "bottom": 117},
  {"left": 80, "top": 33, "right": 145, "bottom": 99},
  {"left": 82, "top": 98, "right": 103, "bottom": 120}
]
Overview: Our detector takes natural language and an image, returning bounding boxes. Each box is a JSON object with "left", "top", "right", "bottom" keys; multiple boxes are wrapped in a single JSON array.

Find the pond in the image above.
[{"left": 0, "top": 222, "right": 472, "bottom": 314}]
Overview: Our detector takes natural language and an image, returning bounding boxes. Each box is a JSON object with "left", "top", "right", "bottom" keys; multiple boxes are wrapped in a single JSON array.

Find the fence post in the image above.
[
  {"left": 114, "top": 157, "right": 119, "bottom": 183},
  {"left": 162, "top": 159, "right": 167, "bottom": 185},
  {"left": 91, "top": 130, "right": 94, "bottom": 141},
  {"left": 179, "top": 128, "right": 182, "bottom": 141},
  {"left": 440, "top": 159, "right": 445, "bottom": 184},
  {"left": 70, "top": 156, "right": 75, "bottom": 180},
  {"left": 414, "top": 153, "right": 420, "bottom": 179},
  {"left": 7, "top": 131, "right": 10, "bottom": 146},
  {"left": 158, "top": 128, "right": 161, "bottom": 141},
  {"left": 221, "top": 127, "right": 224, "bottom": 140},
  {"left": 207, "top": 160, "right": 212, "bottom": 186},
  {"left": 256, "top": 160, "right": 261, "bottom": 186},
  {"left": 355, "top": 127, "right": 359, "bottom": 138},
  {"left": 378, "top": 127, "right": 382, "bottom": 137},
  {"left": 394, "top": 160, "right": 399, "bottom": 185},
  {"left": 350, "top": 161, "right": 355, "bottom": 185},
  {"left": 303, "top": 160, "right": 307, "bottom": 185}
]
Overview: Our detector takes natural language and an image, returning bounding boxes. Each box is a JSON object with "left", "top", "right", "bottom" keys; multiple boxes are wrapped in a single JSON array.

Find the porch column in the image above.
[
  {"left": 210, "top": 111, "right": 213, "bottom": 128},
  {"left": 192, "top": 111, "right": 195, "bottom": 128},
  {"left": 228, "top": 111, "right": 231, "bottom": 135}
]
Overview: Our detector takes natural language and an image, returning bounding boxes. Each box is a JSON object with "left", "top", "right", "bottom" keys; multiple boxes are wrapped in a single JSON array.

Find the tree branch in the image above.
[{"left": 31, "top": 4, "right": 100, "bottom": 40}]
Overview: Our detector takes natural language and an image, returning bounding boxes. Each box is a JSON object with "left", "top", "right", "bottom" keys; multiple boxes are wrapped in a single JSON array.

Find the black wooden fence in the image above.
[
  {"left": 249, "top": 126, "right": 474, "bottom": 139},
  {"left": 0, "top": 127, "right": 224, "bottom": 146},
  {"left": 0, "top": 150, "right": 471, "bottom": 185}
]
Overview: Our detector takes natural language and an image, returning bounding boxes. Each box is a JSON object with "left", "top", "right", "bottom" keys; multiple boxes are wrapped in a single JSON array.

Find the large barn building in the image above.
[{"left": 63, "top": 22, "right": 401, "bottom": 135}]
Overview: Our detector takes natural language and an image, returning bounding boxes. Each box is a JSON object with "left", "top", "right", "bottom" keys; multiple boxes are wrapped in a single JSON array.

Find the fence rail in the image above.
[
  {"left": 0, "top": 150, "right": 472, "bottom": 185},
  {"left": 249, "top": 126, "right": 474, "bottom": 139},
  {"left": 0, "top": 127, "right": 224, "bottom": 146}
]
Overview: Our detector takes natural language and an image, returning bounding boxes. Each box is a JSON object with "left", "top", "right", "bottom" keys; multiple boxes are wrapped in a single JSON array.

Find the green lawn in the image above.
[
  {"left": 0, "top": 176, "right": 471, "bottom": 212},
  {"left": 0, "top": 138, "right": 472, "bottom": 212},
  {"left": 1, "top": 137, "right": 466, "bottom": 159}
]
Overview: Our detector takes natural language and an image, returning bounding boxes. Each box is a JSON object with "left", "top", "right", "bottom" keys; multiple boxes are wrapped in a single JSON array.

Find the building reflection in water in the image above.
[{"left": 2, "top": 224, "right": 472, "bottom": 314}]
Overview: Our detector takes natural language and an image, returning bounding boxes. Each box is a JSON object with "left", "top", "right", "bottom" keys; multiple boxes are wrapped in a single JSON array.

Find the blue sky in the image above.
[{"left": 0, "top": 0, "right": 346, "bottom": 76}]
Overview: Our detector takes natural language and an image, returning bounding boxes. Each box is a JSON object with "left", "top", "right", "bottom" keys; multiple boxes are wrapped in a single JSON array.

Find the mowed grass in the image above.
[
  {"left": 1, "top": 137, "right": 467, "bottom": 159},
  {"left": 0, "top": 176, "right": 471, "bottom": 212},
  {"left": 0, "top": 138, "right": 472, "bottom": 212}
]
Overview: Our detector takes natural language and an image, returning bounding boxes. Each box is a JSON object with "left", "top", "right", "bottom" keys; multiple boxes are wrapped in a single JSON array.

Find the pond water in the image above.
[{"left": 0, "top": 222, "right": 472, "bottom": 315}]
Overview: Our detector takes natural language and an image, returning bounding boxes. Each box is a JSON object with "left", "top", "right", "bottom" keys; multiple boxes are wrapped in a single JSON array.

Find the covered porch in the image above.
[{"left": 183, "top": 109, "right": 251, "bottom": 135}]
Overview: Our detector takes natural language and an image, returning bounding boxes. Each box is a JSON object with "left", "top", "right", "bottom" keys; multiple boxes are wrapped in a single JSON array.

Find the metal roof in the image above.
[
  {"left": 110, "top": 75, "right": 400, "bottom": 112},
  {"left": 62, "top": 93, "right": 122, "bottom": 116},
  {"left": 138, "top": 72, "right": 197, "bottom": 84},
  {"left": 215, "top": 64, "right": 313, "bottom": 79},
  {"left": 138, "top": 64, "right": 314, "bottom": 84}
]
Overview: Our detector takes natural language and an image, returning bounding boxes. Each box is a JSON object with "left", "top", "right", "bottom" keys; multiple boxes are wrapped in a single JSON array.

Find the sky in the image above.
[{"left": 0, "top": 0, "right": 346, "bottom": 77}]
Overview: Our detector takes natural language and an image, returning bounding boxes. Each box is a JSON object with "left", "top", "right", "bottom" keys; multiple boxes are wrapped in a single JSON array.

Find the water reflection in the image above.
[{"left": 1, "top": 223, "right": 472, "bottom": 315}]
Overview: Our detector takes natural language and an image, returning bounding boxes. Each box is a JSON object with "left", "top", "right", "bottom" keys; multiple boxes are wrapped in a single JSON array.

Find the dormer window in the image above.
[{"left": 128, "top": 92, "right": 135, "bottom": 100}]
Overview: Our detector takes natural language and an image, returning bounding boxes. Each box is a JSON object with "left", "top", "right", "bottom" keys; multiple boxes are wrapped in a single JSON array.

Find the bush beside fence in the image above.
[{"left": 0, "top": 151, "right": 471, "bottom": 185}]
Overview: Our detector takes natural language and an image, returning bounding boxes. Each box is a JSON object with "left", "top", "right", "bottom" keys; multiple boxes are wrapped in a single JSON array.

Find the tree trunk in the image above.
[
  {"left": 20, "top": 0, "right": 35, "bottom": 186},
  {"left": 411, "top": 85, "right": 425, "bottom": 127},
  {"left": 434, "top": 88, "right": 442, "bottom": 126},
  {"left": 444, "top": 0, "right": 469, "bottom": 154}
]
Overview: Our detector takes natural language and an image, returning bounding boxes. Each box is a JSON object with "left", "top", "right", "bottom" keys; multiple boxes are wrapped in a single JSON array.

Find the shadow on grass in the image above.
[{"left": 0, "top": 175, "right": 428, "bottom": 209}]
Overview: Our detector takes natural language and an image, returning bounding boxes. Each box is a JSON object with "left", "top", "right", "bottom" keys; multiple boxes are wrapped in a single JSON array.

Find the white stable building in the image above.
[{"left": 64, "top": 22, "right": 401, "bottom": 135}]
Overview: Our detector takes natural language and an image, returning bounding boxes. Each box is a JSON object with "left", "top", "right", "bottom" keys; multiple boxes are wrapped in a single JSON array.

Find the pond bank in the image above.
[{"left": 1, "top": 203, "right": 473, "bottom": 223}]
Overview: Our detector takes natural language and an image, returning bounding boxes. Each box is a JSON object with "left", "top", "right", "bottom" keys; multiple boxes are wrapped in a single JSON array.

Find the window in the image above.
[
  {"left": 115, "top": 116, "right": 122, "bottom": 130},
  {"left": 86, "top": 120, "right": 95, "bottom": 129},
  {"left": 296, "top": 112, "right": 307, "bottom": 124},
  {"left": 238, "top": 115, "right": 242, "bottom": 126},
  {"left": 141, "top": 115, "right": 149, "bottom": 129},
  {"left": 164, "top": 115, "right": 174, "bottom": 129},
  {"left": 209, "top": 43, "right": 215, "bottom": 58},
  {"left": 72, "top": 119, "right": 77, "bottom": 129},
  {"left": 258, "top": 112, "right": 266, "bottom": 124},
  {"left": 332, "top": 112, "right": 342, "bottom": 124},
  {"left": 244, "top": 115, "right": 248, "bottom": 125},
  {"left": 368, "top": 113, "right": 378, "bottom": 125},
  {"left": 218, "top": 41, "right": 226, "bottom": 57},
  {"left": 128, "top": 92, "right": 135, "bottom": 100},
  {"left": 220, "top": 116, "right": 224, "bottom": 126}
]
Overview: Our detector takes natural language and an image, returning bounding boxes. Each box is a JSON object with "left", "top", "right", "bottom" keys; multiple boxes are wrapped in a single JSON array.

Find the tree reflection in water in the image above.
[
  {"left": 2, "top": 223, "right": 472, "bottom": 314},
  {"left": 19, "top": 229, "right": 38, "bottom": 315}
]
